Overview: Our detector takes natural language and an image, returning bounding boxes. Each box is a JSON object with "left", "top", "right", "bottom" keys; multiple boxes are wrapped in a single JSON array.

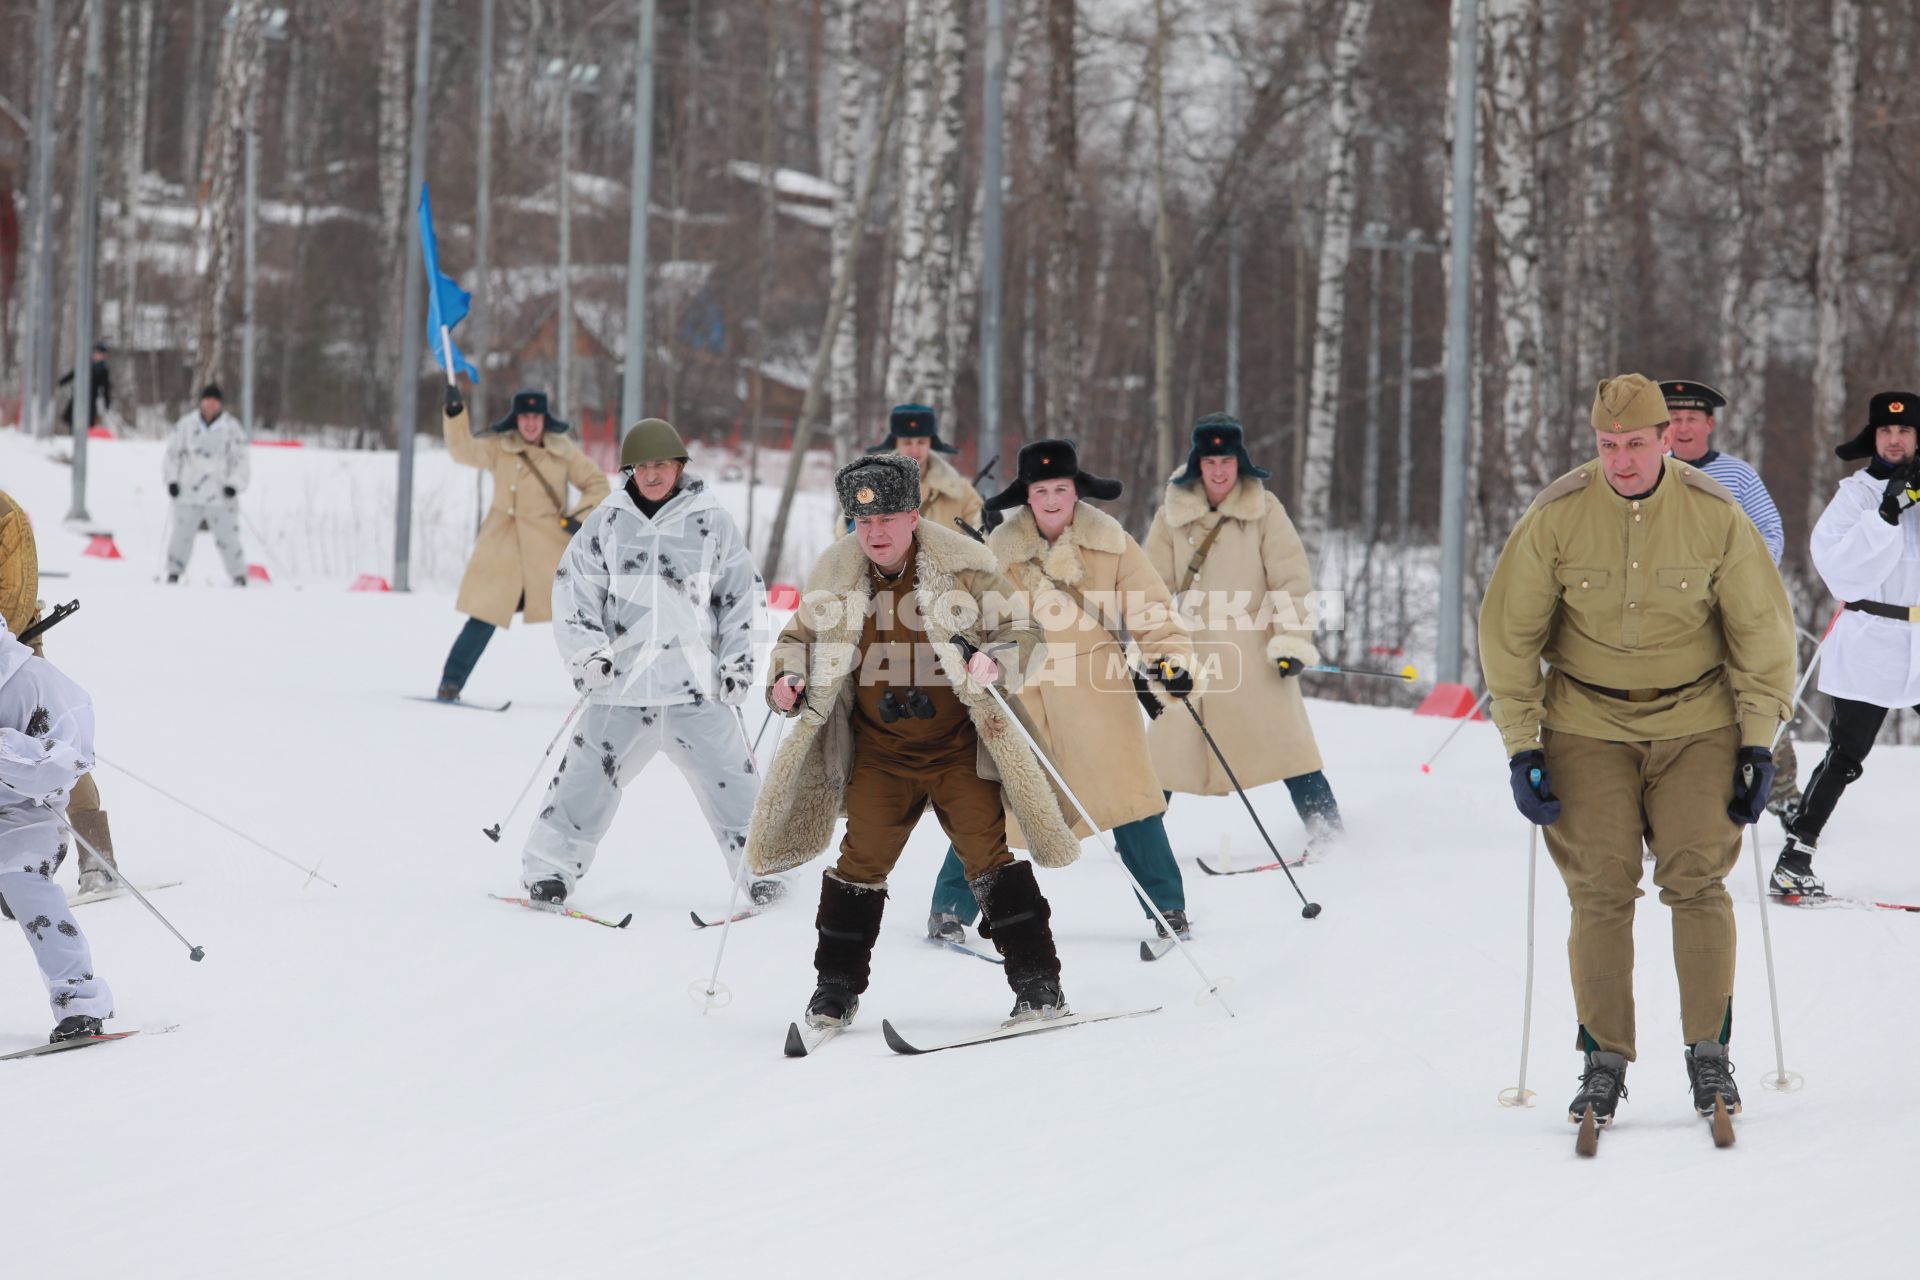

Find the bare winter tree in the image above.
[
  {"left": 825, "top": 0, "right": 864, "bottom": 459},
  {"left": 1808, "top": 0, "right": 1860, "bottom": 535},
  {"left": 373, "top": 0, "right": 412, "bottom": 433},
  {"left": 1567, "top": 6, "right": 1619, "bottom": 429},
  {"left": 193, "top": 0, "right": 265, "bottom": 389},
  {"left": 1715, "top": 0, "right": 1784, "bottom": 464},
  {"left": 883, "top": 0, "right": 935, "bottom": 403},
  {"left": 117, "top": 0, "right": 155, "bottom": 356},
  {"left": 1296, "top": 0, "right": 1374, "bottom": 557},
  {"left": 1484, "top": 0, "right": 1545, "bottom": 499},
  {"left": 1041, "top": 0, "right": 1082, "bottom": 437}
]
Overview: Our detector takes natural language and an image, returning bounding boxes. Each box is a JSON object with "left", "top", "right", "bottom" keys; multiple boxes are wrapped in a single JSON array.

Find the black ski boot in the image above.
[
  {"left": 809, "top": 871, "right": 886, "bottom": 1026},
  {"left": 1769, "top": 837, "right": 1825, "bottom": 898},
  {"left": 972, "top": 862, "right": 1070, "bottom": 1024},
  {"left": 435, "top": 681, "right": 463, "bottom": 703},
  {"left": 749, "top": 878, "right": 787, "bottom": 907},
  {"left": 1568, "top": 1051, "right": 1628, "bottom": 1127},
  {"left": 926, "top": 912, "right": 966, "bottom": 945},
  {"left": 529, "top": 879, "right": 567, "bottom": 905},
  {"left": 50, "top": 1014, "right": 103, "bottom": 1044},
  {"left": 1154, "top": 909, "right": 1192, "bottom": 941},
  {"left": 805, "top": 982, "right": 859, "bottom": 1029},
  {"left": 1685, "top": 1041, "right": 1741, "bottom": 1116}
]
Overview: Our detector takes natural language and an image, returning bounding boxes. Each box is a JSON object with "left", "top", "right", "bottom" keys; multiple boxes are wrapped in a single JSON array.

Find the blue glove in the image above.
[
  {"left": 1508, "top": 750, "right": 1561, "bottom": 825},
  {"left": 1728, "top": 746, "right": 1775, "bottom": 825}
]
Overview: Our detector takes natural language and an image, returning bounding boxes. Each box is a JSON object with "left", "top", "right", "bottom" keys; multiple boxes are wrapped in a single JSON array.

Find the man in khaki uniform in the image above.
[
  {"left": 0, "top": 489, "right": 122, "bottom": 902},
  {"left": 1480, "top": 373, "right": 1795, "bottom": 1137}
]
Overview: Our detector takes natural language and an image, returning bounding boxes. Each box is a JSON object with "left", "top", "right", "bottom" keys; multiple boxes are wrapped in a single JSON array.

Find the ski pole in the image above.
[
  {"left": 1420, "top": 688, "right": 1493, "bottom": 775},
  {"left": 1747, "top": 613, "right": 1835, "bottom": 1093},
  {"left": 1175, "top": 698, "right": 1322, "bottom": 919},
  {"left": 0, "top": 781, "right": 207, "bottom": 962},
  {"left": 751, "top": 703, "right": 776, "bottom": 755},
  {"left": 1304, "top": 662, "right": 1418, "bottom": 682},
  {"left": 1498, "top": 822, "right": 1539, "bottom": 1108},
  {"left": 94, "top": 752, "right": 338, "bottom": 888},
  {"left": 698, "top": 707, "right": 786, "bottom": 1014},
  {"left": 975, "top": 677, "right": 1237, "bottom": 1016},
  {"left": 482, "top": 696, "right": 588, "bottom": 843}
]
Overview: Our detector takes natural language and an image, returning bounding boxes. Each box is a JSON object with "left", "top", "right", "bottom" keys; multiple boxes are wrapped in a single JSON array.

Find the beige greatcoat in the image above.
[
  {"left": 745, "top": 520, "right": 1082, "bottom": 876},
  {"left": 444, "top": 407, "right": 610, "bottom": 628},
  {"left": 912, "top": 452, "right": 984, "bottom": 538},
  {"left": 0, "top": 490, "right": 36, "bottom": 638},
  {"left": 1144, "top": 473, "right": 1324, "bottom": 792},
  {"left": 991, "top": 503, "right": 1193, "bottom": 842}
]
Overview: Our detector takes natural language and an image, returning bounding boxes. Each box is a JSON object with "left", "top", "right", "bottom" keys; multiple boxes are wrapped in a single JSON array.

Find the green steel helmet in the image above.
[{"left": 620, "top": 418, "right": 690, "bottom": 469}]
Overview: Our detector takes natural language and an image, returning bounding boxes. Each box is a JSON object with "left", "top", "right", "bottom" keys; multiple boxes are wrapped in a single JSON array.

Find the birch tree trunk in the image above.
[
  {"left": 1484, "top": 0, "right": 1544, "bottom": 499},
  {"left": 1041, "top": 0, "right": 1082, "bottom": 436},
  {"left": 904, "top": 0, "right": 972, "bottom": 424},
  {"left": 883, "top": 0, "right": 935, "bottom": 400},
  {"left": 1569, "top": 7, "right": 1617, "bottom": 439},
  {"left": 1295, "top": 0, "right": 1374, "bottom": 558},
  {"left": 374, "top": 0, "right": 412, "bottom": 423},
  {"left": 1715, "top": 0, "right": 1783, "bottom": 464},
  {"left": 116, "top": 0, "right": 154, "bottom": 352},
  {"left": 826, "top": 0, "right": 864, "bottom": 458},
  {"left": 1150, "top": 0, "right": 1173, "bottom": 484},
  {"left": 1808, "top": 0, "right": 1860, "bottom": 535},
  {"left": 193, "top": 0, "right": 264, "bottom": 389}
]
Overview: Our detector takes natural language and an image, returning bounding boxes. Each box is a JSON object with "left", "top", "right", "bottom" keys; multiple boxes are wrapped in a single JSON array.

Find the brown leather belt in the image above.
[
  {"left": 1563, "top": 667, "right": 1721, "bottom": 704},
  {"left": 1845, "top": 600, "right": 1920, "bottom": 622}
]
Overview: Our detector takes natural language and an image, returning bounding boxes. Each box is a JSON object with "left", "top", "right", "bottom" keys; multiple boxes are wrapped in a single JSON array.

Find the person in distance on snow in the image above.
[
  {"left": 1660, "top": 379, "right": 1802, "bottom": 830},
  {"left": 863, "top": 403, "right": 984, "bottom": 537},
  {"left": 0, "top": 622, "right": 117, "bottom": 1044},
  {"left": 924, "top": 439, "right": 1199, "bottom": 948},
  {"left": 0, "top": 490, "right": 126, "bottom": 901},
  {"left": 747, "top": 453, "right": 1081, "bottom": 1030},
  {"left": 520, "top": 418, "right": 780, "bottom": 907},
  {"left": 1144, "top": 414, "right": 1344, "bottom": 854},
  {"left": 435, "top": 383, "right": 610, "bottom": 703},
  {"left": 1774, "top": 392, "right": 1920, "bottom": 899},
  {"left": 1480, "top": 373, "right": 1795, "bottom": 1134},
  {"left": 162, "top": 384, "right": 251, "bottom": 587}
]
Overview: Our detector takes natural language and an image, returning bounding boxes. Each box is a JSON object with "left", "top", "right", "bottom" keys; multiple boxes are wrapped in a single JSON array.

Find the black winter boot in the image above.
[
  {"left": 1568, "top": 1051, "right": 1628, "bottom": 1126},
  {"left": 1685, "top": 1041, "right": 1741, "bottom": 1116},
  {"left": 805, "top": 983, "right": 859, "bottom": 1029},
  {"left": 529, "top": 879, "right": 567, "bottom": 905},
  {"left": 812, "top": 871, "right": 887, "bottom": 1007},
  {"left": 1770, "top": 837, "right": 1825, "bottom": 898},
  {"left": 972, "top": 861, "right": 1069, "bottom": 1022},
  {"left": 50, "top": 1015, "right": 104, "bottom": 1044}
]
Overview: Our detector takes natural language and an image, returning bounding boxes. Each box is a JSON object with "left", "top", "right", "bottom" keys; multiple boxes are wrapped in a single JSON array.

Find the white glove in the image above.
[{"left": 579, "top": 654, "right": 615, "bottom": 693}]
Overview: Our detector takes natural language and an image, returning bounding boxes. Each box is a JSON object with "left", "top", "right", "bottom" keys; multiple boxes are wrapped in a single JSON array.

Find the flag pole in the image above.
[{"left": 440, "top": 324, "right": 456, "bottom": 384}]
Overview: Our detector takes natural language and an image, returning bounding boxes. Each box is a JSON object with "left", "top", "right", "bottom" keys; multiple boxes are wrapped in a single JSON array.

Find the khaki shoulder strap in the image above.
[
  {"left": 519, "top": 449, "right": 571, "bottom": 516},
  {"left": 1177, "top": 519, "right": 1227, "bottom": 594}
]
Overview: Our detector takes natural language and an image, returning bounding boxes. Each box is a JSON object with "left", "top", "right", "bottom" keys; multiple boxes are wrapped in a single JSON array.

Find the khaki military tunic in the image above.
[{"left": 1478, "top": 457, "right": 1795, "bottom": 1059}]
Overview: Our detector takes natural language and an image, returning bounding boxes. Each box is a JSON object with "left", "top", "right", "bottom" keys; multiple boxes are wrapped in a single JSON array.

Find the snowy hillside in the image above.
[{"left": 1, "top": 429, "right": 1913, "bottom": 1278}]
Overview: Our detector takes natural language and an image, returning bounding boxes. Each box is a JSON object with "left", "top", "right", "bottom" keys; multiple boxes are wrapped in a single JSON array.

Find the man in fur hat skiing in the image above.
[
  {"left": 863, "top": 403, "right": 984, "bottom": 538},
  {"left": 748, "top": 453, "right": 1081, "bottom": 1031}
]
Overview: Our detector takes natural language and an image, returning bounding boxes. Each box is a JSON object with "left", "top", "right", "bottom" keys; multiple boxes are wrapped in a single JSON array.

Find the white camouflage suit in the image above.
[
  {"left": 522, "top": 476, "right": 773, "bottom": 895},
  {"left": 0, "top": 628, "right": 113, "bottom": 1023},
  {"left": 162, "top": 408, "right": 250, "bottom": 579}
]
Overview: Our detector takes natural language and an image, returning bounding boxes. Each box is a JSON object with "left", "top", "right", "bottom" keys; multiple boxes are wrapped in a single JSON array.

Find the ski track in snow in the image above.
[{"left": 1, "top": 433, "right": 1912, "bottom": 1277}]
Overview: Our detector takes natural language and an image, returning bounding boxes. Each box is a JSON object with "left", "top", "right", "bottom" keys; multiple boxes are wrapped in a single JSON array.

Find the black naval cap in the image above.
[{"left": 1658, "top": 380, "right": 1727, "bottom": 414}]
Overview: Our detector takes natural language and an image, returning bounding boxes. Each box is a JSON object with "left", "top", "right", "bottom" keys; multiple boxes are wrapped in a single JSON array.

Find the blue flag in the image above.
[{"left": 419, "top": 183, "right": 480, "bottom": 381}]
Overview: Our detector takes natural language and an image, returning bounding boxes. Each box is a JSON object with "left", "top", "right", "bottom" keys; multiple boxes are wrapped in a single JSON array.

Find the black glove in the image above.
[
  {"left": 980, "top": 506, "right": 1005, "bottom": 534},
  {"left": 1154, "top": 658, "right": 1194, "bottom": 699},
  {"left": 1274, "top": 655, "right": 1305, "bottom": 678},
  {"left": 1879, "top": 464, "right": 1920, "bottom": 525},
  {"left": 1508, "top": 750, "right": 1561, "bottom": 825},
  {"left": 1728, "top": 746, "right": 1775, "bottom": 825},
  {"left": 561, "top": 516, "right": 582, "bottom": 535},
  {"left": 167, "top": 483, "right": 179, "bottom": 498},
  {"left": 444, "top": 382, "right": 464, "bottom": 417},
  {"left": 223, "top": 486, "right": 237, "bottom": 498}
]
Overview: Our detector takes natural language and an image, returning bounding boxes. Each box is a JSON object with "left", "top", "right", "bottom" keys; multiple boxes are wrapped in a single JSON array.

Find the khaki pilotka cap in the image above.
[{"left": 1589, "top": 374, "right": 1671, "bottom": 433}]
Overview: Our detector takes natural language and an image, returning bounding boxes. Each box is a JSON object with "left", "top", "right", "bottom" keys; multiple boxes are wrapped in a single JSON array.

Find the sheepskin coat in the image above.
[
  {"left": 745, "top": 519, "right": 1082, "bottom": 875},
  {"left": 989, "top": 503, "right": 1193, "bottom": 840},
  {"left": 445, "top": 406, "right": 611, "bottom": 628},
  {"left": 1144, "top": 474, "right": 1325, "bottom": 791},
  {"left": 916, "top": 452, "right": 986, "bottom": 538}
]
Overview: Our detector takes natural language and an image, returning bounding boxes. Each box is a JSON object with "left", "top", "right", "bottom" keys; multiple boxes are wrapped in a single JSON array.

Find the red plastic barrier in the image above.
[
  {"left": 767, "top": 582, "right": 800, "bottom": 610},
  {"left": 349, "top": 574, "right": 391, "bottom": 592},
  {"left": 250, "top": 439, "right": 305, "bottom": 448},
  {"left": 247, "top": 564, "right": 271, "bottom": 583},
  {"left": 1414, "top": 682, "right": 1484, "bottom": 720},
  {"left": 82, "top": 534, "right": 122, "bottom": 560},
  {"left": 86, "top": 424, "right": 113, "bottom": 440}
]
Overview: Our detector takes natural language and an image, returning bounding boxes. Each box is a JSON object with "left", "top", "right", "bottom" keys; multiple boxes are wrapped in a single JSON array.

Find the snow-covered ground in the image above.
[{"left": 1, "top": 428, "right": 1912, "bottom": 1278}]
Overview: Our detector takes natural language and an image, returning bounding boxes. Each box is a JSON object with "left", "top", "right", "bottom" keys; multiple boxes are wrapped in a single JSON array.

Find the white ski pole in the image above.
[
  {"left": 483, "top": 696, "right": 588, "bottom": 843},
  {"left": 1749, "top": 607, "right": 1837, "bottom": 1092},
  {"left": 1420, "top": 688, "right": 1493, "bottom": 775},
  {"left": 1498, "top": 824, "right": 1539, "bottom": 1108},
  {"left": 977, "top": 678, "right": 1236, "bottom": 1017},
  {"left": 95, "top": 753, "right": 338, "bottom": 888},
  {"left": 697, "top": 705, "right": 785, "bottom": 1013}
]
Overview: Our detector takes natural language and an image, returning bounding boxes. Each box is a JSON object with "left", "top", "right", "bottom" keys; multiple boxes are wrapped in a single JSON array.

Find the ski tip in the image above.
[
  {"left": 1138, "top": 941, "right": 1155, "bottom": 963},
  {"left": 783, "top": 1022, "right": 808, "bottom": 1058},
  {"left": 880, "top": 1018, "right": 922, "bottom": 1055},
  {"left": 1711, "top": 1094, "right": 1736, "bottom": 1147},
  {"left": 615, "top": 913, "right": 633, "bottom": 929},
  {"left": 1195, "top": 858, "right": 1223, "bottom": 875},
  {"left": 1575, "top": 1105, "right": 1599, "bottom": 1158},
  {"left": 690, "top": 911, "right": 706, "bottom": 928}
]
